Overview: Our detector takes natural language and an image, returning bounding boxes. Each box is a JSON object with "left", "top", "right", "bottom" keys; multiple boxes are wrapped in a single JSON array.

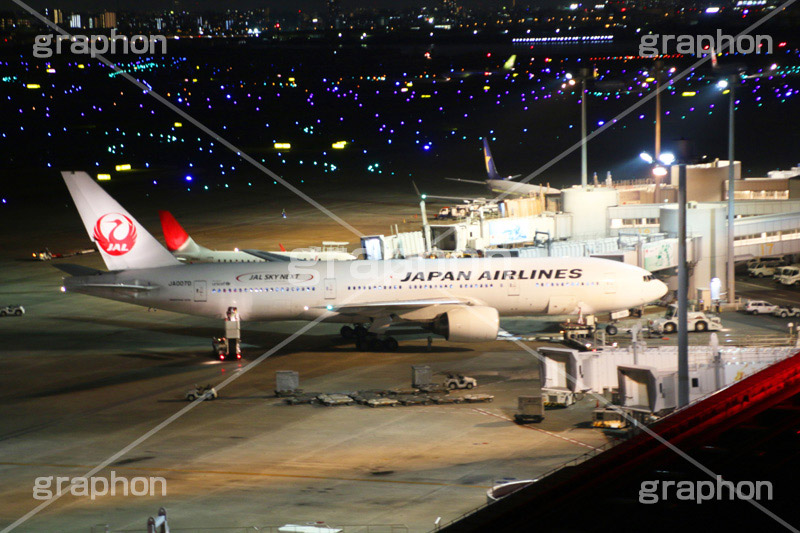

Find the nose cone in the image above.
[{"left": 651, "top": 279, "right": 669, "bottom": 302}]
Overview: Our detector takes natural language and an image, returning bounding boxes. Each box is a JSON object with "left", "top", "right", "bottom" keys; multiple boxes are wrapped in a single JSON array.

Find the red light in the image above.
[
  {"left": 219, "top": 354, "right": 225, "bottom": 360},
  {"left": 779, "top": 42, "right": 787, "bottom": 47},
  {"left": 236, "top": 354, "right": 242, "bottom": 359},
  {"left": 486, "top": 53, "right": 492, "bottom": 57}
]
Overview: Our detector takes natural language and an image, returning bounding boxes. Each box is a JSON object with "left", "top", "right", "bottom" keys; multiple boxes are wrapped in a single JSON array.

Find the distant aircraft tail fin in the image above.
[
  {"left": 279, "top": 243, "right": 287, "bottom": 252},
  {"left": 158, "top": 210, "right": 202, "bottom": 256},
  {"left": 62, "top": 171, "right": 180, "bottom": 271},
  {"left": 482, "top": 138, "right": 502, "bottom": 181}
]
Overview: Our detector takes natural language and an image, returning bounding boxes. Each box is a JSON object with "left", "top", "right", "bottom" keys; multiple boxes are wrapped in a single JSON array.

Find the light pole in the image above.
[
  {"left": 676, "top": 139, "right": 693, "bottom": 408},
  {"left": 570, "top": 68, "right": 593, "bottom": 188},
  {"left": 654, "top": 60, "right": 663, "bottom": 160},
  {"left": 721, "top": 77, "right": 736, "bottom": 306},
  {"left": 580, "top": 76, "right": 588, "bottom": 187}
]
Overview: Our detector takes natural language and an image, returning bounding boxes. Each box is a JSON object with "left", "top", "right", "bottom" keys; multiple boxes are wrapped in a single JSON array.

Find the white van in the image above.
[
  {"left": 748, "top": 259, "right": 784, "bottom": 278},
  {"left": 774, "top": 266, "right": 794, "bottom": 281},
  {"left": 779, "top": 266, "right": 800, "bottom": 286}
]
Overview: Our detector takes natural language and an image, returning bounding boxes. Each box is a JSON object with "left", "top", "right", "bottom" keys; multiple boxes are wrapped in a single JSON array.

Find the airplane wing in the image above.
[
  {"left": 242, "top": 249, "right": 292, "bottom": 262},
  {"left": 320, "top": 297, "right": 475, "bottom": 322},
  {"left": 80, "top": 283, "right": 159, "bottom": 291},
  {"left": 420, "top": 193, "right": 496, "bottom": 203},
  {"left": 445, "top": 178, "right": 487, "bottom": 185}
]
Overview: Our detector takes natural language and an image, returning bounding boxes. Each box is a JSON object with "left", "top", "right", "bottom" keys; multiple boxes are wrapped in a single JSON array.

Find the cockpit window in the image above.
[{"left": 643, "top": 275, "right": 656, "bottom": 282}]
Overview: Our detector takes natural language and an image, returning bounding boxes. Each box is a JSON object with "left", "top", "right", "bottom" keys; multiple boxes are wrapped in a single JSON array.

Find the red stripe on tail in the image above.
[{"left": 158, "top": 210, "right": 190, "bottom": 252}]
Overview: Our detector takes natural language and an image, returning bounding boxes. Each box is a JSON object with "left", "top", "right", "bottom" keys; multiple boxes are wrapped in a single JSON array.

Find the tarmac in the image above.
[
  {"left": 0, "top": 184, "right": 795, "bottom": 532},
  {"left": 0, "top": 187, "right": 608, "bottom": 533}
]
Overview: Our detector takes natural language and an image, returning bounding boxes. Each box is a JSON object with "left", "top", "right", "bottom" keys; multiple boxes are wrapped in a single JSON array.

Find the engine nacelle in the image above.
[{"left": 432, "top": 306, "right": 499, "bottom": 343}]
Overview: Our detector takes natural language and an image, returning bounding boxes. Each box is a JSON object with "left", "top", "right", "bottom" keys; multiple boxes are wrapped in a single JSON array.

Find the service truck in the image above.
[{"left": 650, "top": 304, "right": 723, "bottom": 334}]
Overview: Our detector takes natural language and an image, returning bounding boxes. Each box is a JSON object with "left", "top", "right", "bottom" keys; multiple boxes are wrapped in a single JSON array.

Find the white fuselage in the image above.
[
  {"left": 64, "top": 257, "right": 667, "bottom": 325},
  {"left": 174, "top": 249, "right": 356, "bottom": 264}
]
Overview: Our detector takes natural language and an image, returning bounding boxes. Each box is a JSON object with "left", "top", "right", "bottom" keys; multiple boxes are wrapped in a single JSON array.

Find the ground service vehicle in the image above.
[
  {"left": 436, "top": 206, "right": 468, "bottom": 220},
  {"left": 0, "top": 305, "right": 25, "bottom": 317},
  {"left": 650, "top": 304, "right": 722, "bottom": 333},
  {"left": 317, "top": 394, "right": 354, "bottom": 406},
  {"left": 744, "top": 300, "right": 780, "bottom": 315},
  {"left": 514, "top": 396, "right": 544, "bottom": 424},
  {"left": 186, "top": 385, "right": 218, "bottom": 401},
  {"left": 592, "top": 408, "right": 629, "bottom": 429},
  {"left": 773, "top": 306, "right": 800, "bottom": 318},
  {"left": 33, "top": 249, "right": 53, "bottom": 261},
  {"left": 212, "top": 337, "right": 241, "bottom": 361},
  {"left": 443, "top": 374, "right": 477, "bottom": 390},
  {"left": 366, "top": 397, "right": 398, "bottom": 408}
]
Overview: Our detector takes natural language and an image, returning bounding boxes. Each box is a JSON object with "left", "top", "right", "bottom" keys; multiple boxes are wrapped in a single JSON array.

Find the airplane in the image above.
[
  {"left": 446, "top": 139, "right": 561, "bottom": 198},
  {"left": 159, "top": 210, "right": 357, "bottom": 263},
  {"left": 58, "top": 171, "right": 667, "bottom": 351},
  {"left": 448, "top": 54, "right": 517, "bottom": 79}
]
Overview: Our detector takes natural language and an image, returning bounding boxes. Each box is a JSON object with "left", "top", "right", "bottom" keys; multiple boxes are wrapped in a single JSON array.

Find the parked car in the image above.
[
  {"left": 0, "top": 305, "right": 25, "bottom": 317},
  {"left": 773, "top": 306, "right": 800, "bottom": 318},
  {"left": 778, "top": 266, "right": 800, "bottom": 287},
  {"left": 748, "top": 259, "right": 784, "bottom": 278},
  {"left": 744, "top": 300, "right": 780, "bottom": 315}
]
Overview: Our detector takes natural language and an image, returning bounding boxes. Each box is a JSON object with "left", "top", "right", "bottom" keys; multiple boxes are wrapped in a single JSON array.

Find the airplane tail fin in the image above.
[
  {"left": 482, "top": 138, "right": 502, "bottom": 181},
  {"left": 710, "top": 44, "right": 719, "bottom": 69},
  {"left": 158, "top": 210, "right": 202, "bottom": 255},
  {"left": 279, "top": 243, "right": 287, "bottom": 252},
  {"left": 62, "top": 171, "right": 180, "bottom": 271}
]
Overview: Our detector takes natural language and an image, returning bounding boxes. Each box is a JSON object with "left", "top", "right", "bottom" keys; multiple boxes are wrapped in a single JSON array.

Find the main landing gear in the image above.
[{"left": 340, "top": 325, "right": 399, "bottom": 352}]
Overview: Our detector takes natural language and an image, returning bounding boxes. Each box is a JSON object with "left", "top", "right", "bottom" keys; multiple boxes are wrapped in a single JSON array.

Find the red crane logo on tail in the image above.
[{"left": 93, "top": 213, "right": 137, "bottom": 256}]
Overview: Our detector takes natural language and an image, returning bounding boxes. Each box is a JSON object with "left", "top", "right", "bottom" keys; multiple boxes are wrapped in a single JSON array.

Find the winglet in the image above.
[
  {"left": 482, "top": 138, "right": 501, "bottom": 181},
  {"left": 62, "top": 171, "right": 179, "bottom": 271}
]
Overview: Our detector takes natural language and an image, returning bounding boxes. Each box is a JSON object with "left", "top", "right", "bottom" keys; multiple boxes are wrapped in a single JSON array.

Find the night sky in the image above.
[{"left": 15, "top": 0, "right": 564, "bottom": 14}]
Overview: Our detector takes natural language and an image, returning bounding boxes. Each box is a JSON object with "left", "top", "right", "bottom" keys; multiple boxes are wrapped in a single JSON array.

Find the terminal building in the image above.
[{"left": 361, "top": 160, "right": 800, "bottom": 305}]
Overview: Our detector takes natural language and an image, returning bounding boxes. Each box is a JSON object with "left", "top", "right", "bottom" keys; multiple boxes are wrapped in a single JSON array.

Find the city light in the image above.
[
  {"left": 332, "top": 141, "right": 347, "bottom": 149},
  {"left": 274, "top": 142, "right": 292, "bottom": 150},
  {"left": 97, "top": 174, "right": 111, "bottom": 181},
  {"left": 640, "top": 152, "right": 654, "bottom": 164},
  {"left": 114, "top": 164, "right": 132, "bottom": 171},
  {"left": 717, "top": 79, "right": 729, "bottom": 89}
]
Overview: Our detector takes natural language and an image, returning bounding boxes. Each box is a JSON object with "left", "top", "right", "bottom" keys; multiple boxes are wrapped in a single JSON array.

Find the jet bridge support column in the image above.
[{"left": 420, "top": 199, "right": 431, "bottom": 253}]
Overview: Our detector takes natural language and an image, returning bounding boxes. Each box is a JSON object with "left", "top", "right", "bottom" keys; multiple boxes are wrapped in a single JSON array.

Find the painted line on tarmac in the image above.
[
  {"left": 471, "top": 408, "right": 600, "bottom": 450},
  {"left": 0, "top": 461, "right": 490, "bottom": 489}
]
